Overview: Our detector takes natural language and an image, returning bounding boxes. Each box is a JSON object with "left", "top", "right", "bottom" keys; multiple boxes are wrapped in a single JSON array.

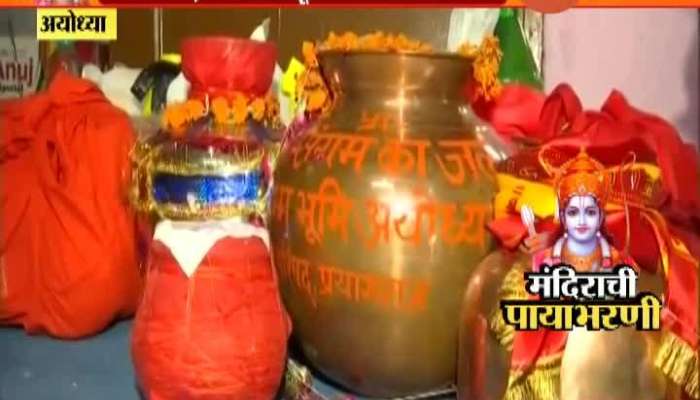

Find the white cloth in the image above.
[
  {"left": 446, "top": 9, "right": 500, "bottom": 52},
  {"left": 83, "top": 63, "right": 143, "bottom": 116},
  {"left": 153, "top": 219, "right": 271, "bottom": 277},
  {"left": 165, "top": 72, "right": 189, "bottom": 106},
  {"left": 250, "top": 18, "right": 269, "bottom": 42}
]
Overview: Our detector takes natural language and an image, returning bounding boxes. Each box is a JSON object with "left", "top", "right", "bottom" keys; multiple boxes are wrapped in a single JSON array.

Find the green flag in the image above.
[{"left": 495, "top": 8, "right": 543, "bottom": 90}]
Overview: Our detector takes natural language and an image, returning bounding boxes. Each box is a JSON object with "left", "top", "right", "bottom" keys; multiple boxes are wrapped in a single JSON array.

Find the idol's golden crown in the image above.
[{"left": 552, "top": 148, "right": 608, "bottom": 204}]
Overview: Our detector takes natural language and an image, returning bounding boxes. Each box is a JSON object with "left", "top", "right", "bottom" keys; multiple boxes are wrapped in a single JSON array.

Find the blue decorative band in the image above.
[{"left": 152, "top": 172, "right": 262, "bottom": 206}]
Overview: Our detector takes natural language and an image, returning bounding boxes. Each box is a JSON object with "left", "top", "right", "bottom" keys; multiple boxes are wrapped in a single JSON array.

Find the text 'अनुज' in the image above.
[{"left": 500, "top": 264, "right": 663, "bottom": 331}]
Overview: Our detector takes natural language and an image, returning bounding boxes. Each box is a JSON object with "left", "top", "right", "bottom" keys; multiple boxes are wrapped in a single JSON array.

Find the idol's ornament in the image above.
[
  {"left": 459, "top": 84, "right": 699, "bottom": 400},
  {"left": 270, "top": 31, "right": 511, "bottom": 397},
  {"left": 129, "top": 36, "right": 290, "bottom": 400}
]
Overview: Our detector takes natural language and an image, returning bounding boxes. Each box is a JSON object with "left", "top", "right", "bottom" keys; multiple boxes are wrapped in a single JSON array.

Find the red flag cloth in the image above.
[
  {"left": 479, "top": 83, "right": 700, "bottom": 220},
  {"left": 131, "top": 237, "right": 290, "bottom": 400},
  {"left": 471, "top": 84, "right": 547, "bottom": 143},
  {"left": 0, "top": 71, "right": 142, "bottom": 339}
]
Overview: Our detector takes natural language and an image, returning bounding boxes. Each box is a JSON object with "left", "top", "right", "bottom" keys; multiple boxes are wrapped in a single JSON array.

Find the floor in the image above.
[
  {"left": 0, "top": 321, "right": 455, "bottom": 400},
  {"left": 0, "top": 320, "right": 349, "bottom": 400},
  {"left": 0, "top": 320, "right": 139, "bottom": 400}
]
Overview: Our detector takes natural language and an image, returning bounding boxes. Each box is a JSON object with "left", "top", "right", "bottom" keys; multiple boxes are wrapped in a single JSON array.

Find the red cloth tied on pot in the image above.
[
  {"left": 480, "top": 83, "right": 700, "bottom": 399},
  {"left": 132, "top": 238, "right": 289, "bottom": 400},
  {"left": 181, "top": 37, "right": 277, "bottom": 101},
  {"left": 0, "top": 71, "right": 142, "bottom": 338}
]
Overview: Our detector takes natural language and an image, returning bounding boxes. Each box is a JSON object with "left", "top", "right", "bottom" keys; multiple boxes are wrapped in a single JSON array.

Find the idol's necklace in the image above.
[{"left": 562, "top": 242, "right": 602, "bottom": 272}]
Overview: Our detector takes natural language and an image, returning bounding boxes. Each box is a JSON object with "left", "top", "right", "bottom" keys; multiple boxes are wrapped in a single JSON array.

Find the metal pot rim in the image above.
[{"left": 317, "top": 49, "right": 475, "bottom": 61}]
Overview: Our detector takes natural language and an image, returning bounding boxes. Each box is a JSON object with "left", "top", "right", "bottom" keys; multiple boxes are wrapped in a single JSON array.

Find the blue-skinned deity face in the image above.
[{"left": 563, "top": 195, "right": 602, "bottom": 244}]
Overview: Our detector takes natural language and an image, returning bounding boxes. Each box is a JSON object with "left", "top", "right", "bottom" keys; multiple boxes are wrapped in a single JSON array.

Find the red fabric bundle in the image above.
[
  {"left": 0, "top": 71, "right": 142, "bottom": 338},
  {"left": 477, "top": 83, "right": 700, "bottom": 220},
  {"left": 131, "top": 238, "right": 290, "bottom": 400}
]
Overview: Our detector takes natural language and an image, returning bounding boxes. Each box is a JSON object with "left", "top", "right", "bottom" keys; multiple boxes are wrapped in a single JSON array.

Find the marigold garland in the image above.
[
  {"left": 297, "top": 31, "right": 503, "bottom": 113},
  {"left": 459, "top": 35, "right": 504, "bottom": 101},
  {"left": 161, "top": 92, "right": 280, "bottom": 137}
]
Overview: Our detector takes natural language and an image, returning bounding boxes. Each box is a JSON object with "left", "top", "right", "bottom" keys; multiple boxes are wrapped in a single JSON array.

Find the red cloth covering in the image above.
[
  {"left": 181, "top": 37, "right": 277, "bottom": 100},
  {"left": 131, "top": 238, "right": 290, "bottom": 400},
  {"left": 0, "top": 71, "right": 142, "bottom": 338},
  {"left": 477, "top": 83, "right": 700, "bottom": 220}
]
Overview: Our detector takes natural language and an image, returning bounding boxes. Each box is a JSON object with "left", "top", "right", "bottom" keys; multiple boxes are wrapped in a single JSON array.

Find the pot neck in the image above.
[{"left": 319, "top": 51, "right": 474, "bottom": 105}]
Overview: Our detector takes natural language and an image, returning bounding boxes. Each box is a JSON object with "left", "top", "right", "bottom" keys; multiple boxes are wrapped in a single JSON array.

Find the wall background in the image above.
[
  {"left": 0, "top": 9, "right": 35, "bottom": 36},
  {"left": 544, "top": 9, "right": 699, "bottom": 145}
]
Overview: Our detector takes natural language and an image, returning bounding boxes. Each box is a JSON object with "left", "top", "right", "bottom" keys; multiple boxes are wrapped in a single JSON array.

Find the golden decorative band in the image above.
[
  {"left": 655, "top": 331, "right": 700, "bottom": 399},
  {"left": 148, "top": 150, "right": 265, "bottom": 177},
  {"left": 129, "top": 141, "right": 271, "bottom": 221},
  {"left": 148, "top": 201, "right": 268, "bottom": 221}
]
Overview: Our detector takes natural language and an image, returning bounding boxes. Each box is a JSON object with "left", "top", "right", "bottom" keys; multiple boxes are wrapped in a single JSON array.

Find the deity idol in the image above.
[
  {"left": 459, "top": 148, "right": 673, "bottom": 400},
  {"left": 531, "top": 150, "right": 620, "bottom": 271}
]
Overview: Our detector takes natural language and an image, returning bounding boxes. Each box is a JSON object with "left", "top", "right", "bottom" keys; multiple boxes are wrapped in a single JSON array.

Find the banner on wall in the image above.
[{"left": 0, "top": 36, "right": 41, "bottom": 99}]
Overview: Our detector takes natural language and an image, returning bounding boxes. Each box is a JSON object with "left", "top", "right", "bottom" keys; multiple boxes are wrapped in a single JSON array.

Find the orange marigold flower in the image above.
[
  {"left": 302, "top": 41, "right": 318, "bottom": 67},
  {"left": 325, "top": 31, "right": 341, "bottom": 49},
  {"left": 184, "top": 99, "right": 205, "bottom": 121},
  {"left": 232, "top": 93, "right": 249, "bottom": 125},
  {"left": 457, "top": 42, "right": 479, "bottom": 58},
  {"left": 307, "top": 89, "right": 328, "bottom": 112},
  {"left": 321, "top": 31, "right": 431, "bottom": 54},
  {"left": 161, "top": 104, "right": 188, "bottom": 137},
  {"left": 250, "top": 98, "right": 266, "bottom": 121},
  {"left": 325, "top": 31, "right": 359, "bottom": 51},
  {"left": 166, "top": 104, "right": 189, "bottom": 131},
  {"left": 211, "top": 97, "right": 230, "bottom": 125},
  {"left": 472, "top": 35, "right": 503, "bottom": 101},
  {"left": 342, "top": 32, "right": 359, "bottom": 50},
  {"left": 359, "top": 31, "right": 384, "bottom": 50}
]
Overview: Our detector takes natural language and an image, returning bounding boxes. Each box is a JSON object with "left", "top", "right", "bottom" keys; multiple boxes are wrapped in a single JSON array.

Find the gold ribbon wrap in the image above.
[
  {"left": 489, "top": 262, "right": 529, "bottom": 352},
  {"left": 129, "top": 140, "right": 274, "bottom": 221},
  {"left": 655, "top": 331, "right": 700, "bottom": 400},
  {"left": 489, "top": 259, "right": 562, "bottom": 400}
]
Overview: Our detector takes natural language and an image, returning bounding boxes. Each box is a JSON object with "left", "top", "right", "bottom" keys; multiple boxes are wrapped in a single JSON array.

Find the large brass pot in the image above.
[{"left": 270, "top": 51, "right": 509, "bottom": 397}]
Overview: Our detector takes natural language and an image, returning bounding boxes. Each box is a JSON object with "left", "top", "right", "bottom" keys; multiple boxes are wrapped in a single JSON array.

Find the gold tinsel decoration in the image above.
[{"left": 655, "top": 331, "right": 699, "bottom": 399}]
